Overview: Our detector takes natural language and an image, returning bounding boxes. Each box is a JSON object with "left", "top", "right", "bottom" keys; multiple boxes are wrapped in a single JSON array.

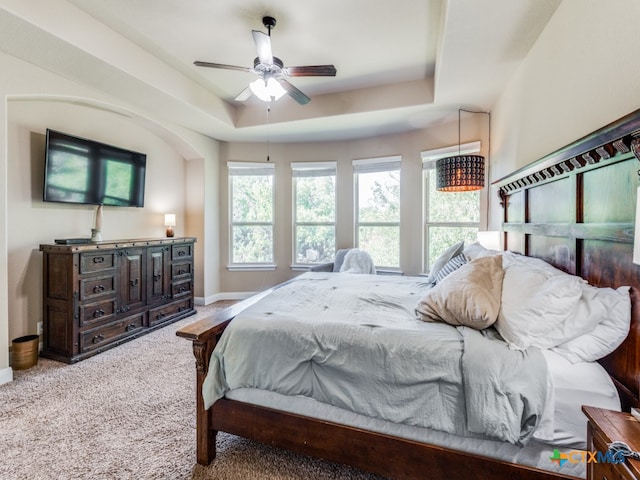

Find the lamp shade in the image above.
[
  {"left": 477, "top": 230, "right": 501, "bottom": 251},
  {"left": 436, "top": 155, "right": 485, "bottom": 192},
  {"left": 164, "top": 213, "right": 176, "bottom": 227}
]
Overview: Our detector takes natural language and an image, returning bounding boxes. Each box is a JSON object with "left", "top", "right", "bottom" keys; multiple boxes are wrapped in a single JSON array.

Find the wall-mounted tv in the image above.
[{"left": 43, "top": 129, "right": 146, "bottom": 207}]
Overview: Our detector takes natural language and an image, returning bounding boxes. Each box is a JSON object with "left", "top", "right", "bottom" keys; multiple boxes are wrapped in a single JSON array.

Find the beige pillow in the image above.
[{"left": 415, "top": 255, "right": 504, "bottom": 329}]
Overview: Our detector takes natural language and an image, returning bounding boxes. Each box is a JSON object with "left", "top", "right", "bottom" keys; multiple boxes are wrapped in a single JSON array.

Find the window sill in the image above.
[
  {"left": 291, "top": 264, "right": 314, "bottom": 271},
  {"left": 227, "top": 264, "right": 277, "bottom": 272},
  {"left": 375, "top": 268, "right": 404, "bottom": 276}
]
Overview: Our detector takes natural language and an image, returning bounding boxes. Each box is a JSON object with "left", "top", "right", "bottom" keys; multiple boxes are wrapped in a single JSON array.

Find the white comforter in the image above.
[{"left": 203, "top": 272, "right": 548, "bottom": 445}]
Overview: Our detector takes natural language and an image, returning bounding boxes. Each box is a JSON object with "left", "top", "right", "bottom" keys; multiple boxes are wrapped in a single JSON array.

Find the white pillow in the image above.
[
  {"left": 463, "top": 241, "right": 500, "bottom": 261},
  {"left": 551, "top": 286, "right": 631, "bottom": 363},
  {"left": 501, "top": 251, "right": 567, "bottom": 277},
  {"left": 498, "top": 254, "right": 565, "bottom": 328},
  {"left": 496, "top": 274, "right": 585, "bottom": 350},
  {"left": 425, "top": 241, "right": 464, "bottom": 284}
]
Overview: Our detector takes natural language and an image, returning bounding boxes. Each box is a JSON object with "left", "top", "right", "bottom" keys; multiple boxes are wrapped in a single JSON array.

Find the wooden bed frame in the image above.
[{"left": 177, "top": 109, "right": 640, "bottom": 479}]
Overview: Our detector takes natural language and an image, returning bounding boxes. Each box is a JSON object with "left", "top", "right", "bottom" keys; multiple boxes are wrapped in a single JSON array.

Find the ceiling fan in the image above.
[{"left": 194, "top": 16, "right": 337, "bottom": 105}]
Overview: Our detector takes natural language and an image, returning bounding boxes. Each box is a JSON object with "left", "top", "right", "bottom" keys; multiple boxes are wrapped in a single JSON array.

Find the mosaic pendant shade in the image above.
[{"left": 436, "top": 154, "right": 485, "bottom": 192}]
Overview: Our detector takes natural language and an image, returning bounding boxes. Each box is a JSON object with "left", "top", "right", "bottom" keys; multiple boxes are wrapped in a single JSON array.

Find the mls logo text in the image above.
[{"left": 550, "top": 449, "right": 625, "bottom": 467}]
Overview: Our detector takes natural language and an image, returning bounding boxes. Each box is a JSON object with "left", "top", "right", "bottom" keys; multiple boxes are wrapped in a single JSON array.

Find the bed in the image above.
[{"left": 177, "top": 108, "right": 640, "bottom": 479}]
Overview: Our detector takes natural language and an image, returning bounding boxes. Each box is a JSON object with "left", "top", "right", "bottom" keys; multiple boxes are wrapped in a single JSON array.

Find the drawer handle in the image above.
[
  {"left": 178, "top": 250, "right": 186, "bottom": 256},
  {"left": 178, "top": 305, "right": 188, "bottom": 312},
  {"left": 178, "top": 286, "right": 187, "bottom": 293},
  {"left": 177, "top": 269, "right": 186, "bottom": 275},
  {"left": 93, "top": 309, "right": 105, "bottom": 318},
  {"left": 153, "top": 274, "right": 162, "bottom": 281},
  {"left": 130, "top": 278, "right": 139, "bottom": 287},
  {"left": 93, "top": 285, "right": 105, "bottom": 294},
  {"left": 92, "top": 334, "right": 105, "bottom": 344},
  {"left": 93, "top": 256, "right": 105, "bottom": 264},
  {"left": 125, "top": 323, "right": 138, "bottom": 332},
  {"left": 156, "top": 312, "right": 166, "bottom": 320}
]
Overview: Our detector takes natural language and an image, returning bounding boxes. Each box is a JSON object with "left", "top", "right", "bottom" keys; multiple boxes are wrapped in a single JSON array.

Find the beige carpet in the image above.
[{"left": 0, "top": 303, "right": 385, "bottom": 480}]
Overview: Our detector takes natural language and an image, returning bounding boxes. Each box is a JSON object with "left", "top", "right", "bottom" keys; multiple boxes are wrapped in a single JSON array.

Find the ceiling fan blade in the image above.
[
  {"left": 234, "top": 86, "right": 253, "bottom": 102},
  {"left": 277, "top": 78, "right": 311, "bottom": 105},
  {"left": 251, "top": 30, "right": 273, "bottom": 65},
  {"left": 284, "top": 65, "right": 337, "bottom": 77},
  {"left": 194, "top": 61, "right": 252, "bottom": 73}
]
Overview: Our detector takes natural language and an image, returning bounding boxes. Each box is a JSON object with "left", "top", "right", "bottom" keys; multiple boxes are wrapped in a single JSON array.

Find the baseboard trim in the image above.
[
  {"left": 195, "top": 292, "right": 256, "bottom": 306},
  {"left": 0, "top": 366, "right": 13, "bottom": 386}
]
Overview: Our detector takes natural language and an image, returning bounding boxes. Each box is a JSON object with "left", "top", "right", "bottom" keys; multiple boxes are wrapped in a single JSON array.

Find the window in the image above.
[
  {"left": 228, "top": 162, "right": 275, "bottom": 267},
  {"left": 292, "top": 162, "right": 336, "bottom": 265},
  {"left": 422, "top": 142, "right": 481, "bottom": 272},
  {"left": 353, "top": 156, "right": 401, "bottom": 269}
]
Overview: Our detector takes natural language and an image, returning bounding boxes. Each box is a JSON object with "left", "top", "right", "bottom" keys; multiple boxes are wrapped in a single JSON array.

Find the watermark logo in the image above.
[
  {"left": 549, "top": 449, "right": 625, "bottom": 467},
  {"left": 549, "top": 450, "right": 568, "bottom": 467}
]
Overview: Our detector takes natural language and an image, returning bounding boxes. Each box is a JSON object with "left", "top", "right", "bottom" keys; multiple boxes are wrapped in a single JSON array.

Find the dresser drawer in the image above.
[
  {"left": 172, "top": 244, "right": 192, "bottom": 260},
  {"left": 590, "top": 460, "right": 635, "bottom": 480},
  {"left": 148, "top": 298, "right": 192, "bottom": 327},
  {"left": 80, "top": 252, "right": 117, "bottom": 273},
  {"left": 171, "top": 279, "right": 192, "bottom": 298},
  {"left": 590, "top": 427, "right": 635, "bottom": 480},
  {"left": 171, "top": 261, "right": 192, "bottom": 279},
  {"left": 80, "top": 274, "right": 116, "bottom": 300},
  {"left": 79, "top": 298, "right": 117, "bottom": 327},
  {"left": 80, "top": 313, "right": 144, "bottom": 353}
]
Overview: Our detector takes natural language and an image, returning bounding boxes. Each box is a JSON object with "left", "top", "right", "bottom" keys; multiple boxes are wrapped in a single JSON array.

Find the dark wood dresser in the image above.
[{"left": 39, "top": 237, "right": 196, "bottom": 363}]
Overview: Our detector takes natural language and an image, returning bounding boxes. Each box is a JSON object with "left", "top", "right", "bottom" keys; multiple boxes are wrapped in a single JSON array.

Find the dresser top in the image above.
[{"left": 40, "top": 237, "right": 196, "bottom": 253}]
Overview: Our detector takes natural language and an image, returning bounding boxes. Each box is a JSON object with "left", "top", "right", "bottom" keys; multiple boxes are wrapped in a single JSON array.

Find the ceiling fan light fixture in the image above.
[{"left": 249, "top": 77, "right": 286, "bottom": 102}]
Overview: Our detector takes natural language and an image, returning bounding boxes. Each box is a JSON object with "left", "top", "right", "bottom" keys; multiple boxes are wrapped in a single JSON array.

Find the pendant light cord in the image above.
[
  {"left": 459, "top": 107, "right": 491, "bottom": 229},
  {"left": 266, "top": 104, "right": 271, "bottom": 162},
  {"left": 458, "top": 108, "right": 462, "bottom": 156}
]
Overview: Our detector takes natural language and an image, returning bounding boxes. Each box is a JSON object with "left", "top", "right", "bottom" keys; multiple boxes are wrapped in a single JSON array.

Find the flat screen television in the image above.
[{"left": 43, "top": 129, "right": 146, "bottom": 207}]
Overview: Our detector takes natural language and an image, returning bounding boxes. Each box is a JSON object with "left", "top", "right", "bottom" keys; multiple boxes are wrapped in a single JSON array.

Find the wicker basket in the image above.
[{"left": 12, "top": 335, "right": 39, "bottom": 370}]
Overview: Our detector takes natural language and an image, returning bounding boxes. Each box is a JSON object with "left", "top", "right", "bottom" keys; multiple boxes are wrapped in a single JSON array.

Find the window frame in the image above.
[
  {"left": 227, "top": 161, "right": 276, "bottom": 271},
  {"left": 353, "top": 155, "right": 402, "bottom": 271},
  {"left": 291, "top": 161, "right": 337, "bottom": 268},
  {"left": 422, "top": 142, "right": 481, "bottom": 273}
]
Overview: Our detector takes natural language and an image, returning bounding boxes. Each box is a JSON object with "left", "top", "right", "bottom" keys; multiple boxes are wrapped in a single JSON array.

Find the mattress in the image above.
[{"left": 225, "top": 349, "right": 620, "bottom": 479}]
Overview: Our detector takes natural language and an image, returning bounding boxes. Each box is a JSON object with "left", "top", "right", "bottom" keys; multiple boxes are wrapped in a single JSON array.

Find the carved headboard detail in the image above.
[{"left": 494, "top": 109, "right": 640, "bottom": 410}]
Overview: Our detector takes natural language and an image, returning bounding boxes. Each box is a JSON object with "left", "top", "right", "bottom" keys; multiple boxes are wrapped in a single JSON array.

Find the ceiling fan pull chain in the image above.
[{"left": 266, "top": 104, "right": 271, "bottom": 162}]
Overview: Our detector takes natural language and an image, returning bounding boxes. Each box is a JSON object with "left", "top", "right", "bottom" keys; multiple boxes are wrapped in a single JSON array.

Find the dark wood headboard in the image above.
[{"left": 494, "top": 109, "right": 640, "bottom": 410}]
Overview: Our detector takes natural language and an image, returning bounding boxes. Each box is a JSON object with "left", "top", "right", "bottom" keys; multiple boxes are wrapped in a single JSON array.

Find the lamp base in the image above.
[
  {"left": 166, "top": 227, "right": 174, "bottom": 238},
  {"left": 90, "top": 228, "right": 102, "bottom": 242}
]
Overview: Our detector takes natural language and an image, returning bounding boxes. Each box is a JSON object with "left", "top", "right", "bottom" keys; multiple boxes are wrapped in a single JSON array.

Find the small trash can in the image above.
[{"left": 12, "top": 335, "right": 39, "bottom": 370}]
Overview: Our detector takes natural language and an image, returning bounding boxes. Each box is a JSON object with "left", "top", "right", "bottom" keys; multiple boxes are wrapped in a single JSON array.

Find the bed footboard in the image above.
[
  {"left": 176, "top": 313, "right": 228, "bottom": 464},
  {"left": 176, "top": 288, "right": 277, "bottom": 464}
]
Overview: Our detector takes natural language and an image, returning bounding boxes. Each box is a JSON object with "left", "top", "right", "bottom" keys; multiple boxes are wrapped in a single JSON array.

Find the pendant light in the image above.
[{"left": 436, "top": 108, "right": 489, "bottom": 192}]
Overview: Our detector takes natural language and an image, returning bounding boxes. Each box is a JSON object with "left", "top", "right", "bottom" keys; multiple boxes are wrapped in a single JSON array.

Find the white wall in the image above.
[
  {"left": 0, "top": 52, "right": 220, "bottom": 382},
  {"left": 7, "top": 99, "right": 186, "bottom": 341},
  {"left": 490, "top": 0, "right": 640, "bottom": 230}
]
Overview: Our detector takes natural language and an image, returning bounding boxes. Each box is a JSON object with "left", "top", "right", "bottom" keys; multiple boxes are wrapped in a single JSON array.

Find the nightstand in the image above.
[{"left": 582, "top": 406, "right": 640, "bottom": 480}]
